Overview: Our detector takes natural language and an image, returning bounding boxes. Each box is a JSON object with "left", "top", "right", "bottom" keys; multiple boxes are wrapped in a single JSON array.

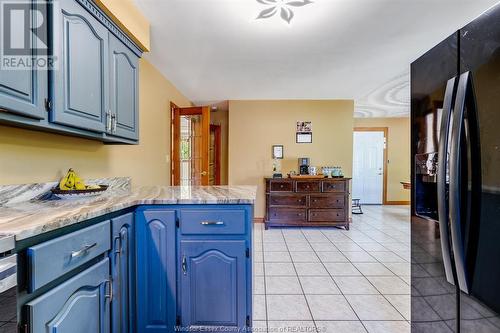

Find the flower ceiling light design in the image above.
[{"left": 256, "top": 0, "right": 314, "bottom": 24}]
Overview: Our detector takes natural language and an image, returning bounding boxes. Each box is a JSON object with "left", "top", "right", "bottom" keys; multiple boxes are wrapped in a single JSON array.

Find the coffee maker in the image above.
[{"left": 298, "top": 158, "right": 310, "bottom": 175}]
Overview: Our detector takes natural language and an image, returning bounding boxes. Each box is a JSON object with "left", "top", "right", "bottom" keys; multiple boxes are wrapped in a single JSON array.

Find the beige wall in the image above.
[
  {"left": 353, "top": 117, "right": 410, "bottom": 203},
  {"left": 0, "top": 59, "right": 191, "bottom": 186},
  {"left": 94, "top": 0, "right": 150, "bottom": 51},
  {"left": 228, "top": 100, "right": 354, "bottom": 218}
]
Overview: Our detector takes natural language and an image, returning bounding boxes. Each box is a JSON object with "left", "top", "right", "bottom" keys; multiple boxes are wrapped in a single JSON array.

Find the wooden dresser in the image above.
[{"left": 264, "top": 177, "right": 352, "bottom": 230}]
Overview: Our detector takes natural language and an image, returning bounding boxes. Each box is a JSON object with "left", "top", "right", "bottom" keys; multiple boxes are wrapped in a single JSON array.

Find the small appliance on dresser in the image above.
[
  {"left": 0, "top": 234, "right": 17, "bottom": 332},
  {"left": 412, "top": 3, "right": 500, "bottom": 332},
  {"left": 298, "top": 158, "right": 310, "bottom": 175}
]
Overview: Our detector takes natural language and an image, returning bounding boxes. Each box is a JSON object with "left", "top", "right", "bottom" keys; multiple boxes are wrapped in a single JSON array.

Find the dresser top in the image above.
[{"left": 265, "top": 177, "right": 352, "bottom": 181}]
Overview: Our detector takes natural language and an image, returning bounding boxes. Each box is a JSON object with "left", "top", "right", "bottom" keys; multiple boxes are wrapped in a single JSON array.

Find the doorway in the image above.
[
  {"left": 352, "top": 127, "right": 388, "bottom": 204},
  {"left": 171, "top": 104, "right": 211, "bottom": 186}
]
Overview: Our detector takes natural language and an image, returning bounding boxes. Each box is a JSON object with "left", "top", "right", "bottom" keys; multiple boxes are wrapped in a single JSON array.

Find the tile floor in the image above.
[{"left": 252, "top": 205, "right": 410, "bottom": 333}]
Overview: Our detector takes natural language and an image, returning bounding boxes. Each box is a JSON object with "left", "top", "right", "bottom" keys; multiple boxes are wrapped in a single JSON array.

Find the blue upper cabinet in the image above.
[
  {"left": 50, "top": 0, "right": 109, "bottom": 133},
  {"left": 108, "top": 33, "right": 139, "bottom": 141},
  {"left": 0, "top": 1, "right": 47, "bottom": 119},
  {"left": 110, "top": 213, "right": 134, "bottom": 333},
  {"left": 180, "top": 240, "right": 248, "bottom": 330},
  {"left": 136, "top": 208, "right": 177, "bottom": 333},
  {"left": 26, "top": 259, "right": 111, "bottom": 333}
]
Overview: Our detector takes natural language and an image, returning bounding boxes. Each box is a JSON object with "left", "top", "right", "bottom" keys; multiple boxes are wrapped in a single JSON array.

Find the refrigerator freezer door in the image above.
[{"left": 460, "top": 2, "right": 500, "bottom": 329}]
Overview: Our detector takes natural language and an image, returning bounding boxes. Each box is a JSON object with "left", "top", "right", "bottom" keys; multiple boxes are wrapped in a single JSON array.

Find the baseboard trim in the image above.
[
  {"left": 254, "top": 218, "right": 264, "bottom": 224},
  {"left": 385, "top": 201, "right": 410, "bottom": 205}
]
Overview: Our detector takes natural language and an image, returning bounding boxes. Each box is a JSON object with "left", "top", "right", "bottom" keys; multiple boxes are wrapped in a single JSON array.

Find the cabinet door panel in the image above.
[
  {"left": 0, "top": 2, "right": 47, "bottom": 119},
  {"left": 27, "top": 259, "right": 110, "bottom": 333},
  {"left": 51, "top": 0, "right": 108, "bottom": 132},
  {"left": 136, "top": 209, "right": 177, "bottom": 333},
  {"left": 181, "top": 240, "right": 247, "bottom": 329},
  {"left": 109, "top": 35, "right": 139, "bottom": 140},
  {"left": 110, "top": 213, "right": 134, "bottom": 333}
]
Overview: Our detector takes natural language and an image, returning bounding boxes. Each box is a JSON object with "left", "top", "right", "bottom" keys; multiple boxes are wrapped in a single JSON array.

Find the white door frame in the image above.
[{"left": 353, "top": 127, "right": 388, "bottom": 205}]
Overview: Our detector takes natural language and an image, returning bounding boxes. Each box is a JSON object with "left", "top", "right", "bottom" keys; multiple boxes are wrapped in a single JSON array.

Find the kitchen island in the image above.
[{"left": 0, "top": 179, "right": 256, "bottom": 333}]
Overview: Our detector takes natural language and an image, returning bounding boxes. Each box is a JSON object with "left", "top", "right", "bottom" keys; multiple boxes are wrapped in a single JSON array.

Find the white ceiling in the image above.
[{"left": 135, "top": 0, "right": 499, "bottom": 117}]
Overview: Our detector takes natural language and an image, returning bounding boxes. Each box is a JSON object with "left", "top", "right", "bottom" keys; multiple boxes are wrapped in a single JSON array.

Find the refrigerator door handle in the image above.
[
  {"left": 449, "top": 71, "right": 482, "bottom": 294},
  {"left": 437, "top": 77, "right": 458, "bottom": 286}
]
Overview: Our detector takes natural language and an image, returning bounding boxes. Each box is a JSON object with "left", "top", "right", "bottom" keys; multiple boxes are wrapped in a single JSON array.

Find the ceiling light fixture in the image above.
[{"left": 256, "top": 0, "right": 314, "bottom": 24}]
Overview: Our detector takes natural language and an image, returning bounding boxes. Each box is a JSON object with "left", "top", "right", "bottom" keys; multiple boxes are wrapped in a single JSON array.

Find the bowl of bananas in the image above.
[{"left": 51, "top": 169, "right": 108, "bottom": 199}]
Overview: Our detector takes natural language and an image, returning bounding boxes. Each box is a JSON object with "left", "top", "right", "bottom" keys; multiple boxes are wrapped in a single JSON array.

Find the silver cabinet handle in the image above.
[
  {"left": 114, "top": 235, "right": 122, "bottom": 256},
  {"left": 111, "top": 113, "right": 117, "bottom": 133},
  {"left": 182, "top": 256, "right": 187, "bottom": 275},
  {"left": 106, "top": 110, "right": 112, "bottom": 132},
  {"left": 200, "top": 221, "right": 225, "bottom": 226},
  {"left": 105, "top": 278, "right": 113, "bottom": 303},
  {"left": 71, "top": 243, "right": 97, "bottom": 258}
]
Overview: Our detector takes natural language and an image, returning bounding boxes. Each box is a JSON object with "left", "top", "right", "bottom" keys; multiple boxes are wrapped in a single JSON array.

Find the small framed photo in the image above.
[
  {"left": 272, "top": 145, "right": 284, "bottom": 159},
  {"left": 296, "top": 133, "right": 312, "bottom": 143}
]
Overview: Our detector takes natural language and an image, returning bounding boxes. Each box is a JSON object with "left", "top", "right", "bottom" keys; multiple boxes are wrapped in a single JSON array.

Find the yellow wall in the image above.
[
  {"left": 353, "top": 117, "right": 410, "bottom": 203},
  {"left": 0, "top": 59, "right": 191, "bottom": 186},
  {"left": 228, "top": 100, "right": 354, "bottom": 218},
  {"left": 94, "top": 0, "right": 150, "bottom": 51}
]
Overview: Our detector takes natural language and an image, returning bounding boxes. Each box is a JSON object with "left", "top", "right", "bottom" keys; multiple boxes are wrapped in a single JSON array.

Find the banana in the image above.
[
  {"left": 59, "top": 169, "right": 76, "bottom": 190},
  {"left": 58, "top": 169, "right": 98, "bottom": 191}
]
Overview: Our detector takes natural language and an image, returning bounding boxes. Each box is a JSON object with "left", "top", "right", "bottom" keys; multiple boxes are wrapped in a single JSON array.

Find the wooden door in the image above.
[
  {"left": 172, "top": 106, "right": 211, "bottom": 185},
  {"left": 136, "top": 209, "right": 177, "bottom": 332},
  {"left": 110, "top": 213, "right": 134, "bottom": 333},
  {"left": 109, "top": 34, "right": 139, "bottom": 140},
  {"left": 51, "top": 0, "right": 109, "bottom": 132},
  {"left": 180, "top": 240, "right": 247, "bottom": 330},
  {"left": 27, "top": 260, "right": 110, "bottom": 333},
  {"left": 210, "top": 125, "right": 221, "bottom": 185}
]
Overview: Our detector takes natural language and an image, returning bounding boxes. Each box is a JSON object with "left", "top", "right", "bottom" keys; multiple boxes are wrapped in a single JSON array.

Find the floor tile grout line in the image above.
[
  {"left": 281, "top": 232, "right": 318, "bottom": 330},
  {"left": 299, "top": 227, "right": 369, "bottom": 332}
]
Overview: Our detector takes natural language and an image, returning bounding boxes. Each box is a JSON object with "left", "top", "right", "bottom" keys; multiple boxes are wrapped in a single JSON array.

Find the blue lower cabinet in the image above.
[
  {"left": 110, "top": 213, "right": 134, "bottom": 333},
  {"left": 26, "top": 259, "right": 111, "bottom": 333},
  {"left": 136, "top": 209, "right": 177, "bottom": 332},
  {"left": 180, "top": 240, "right": 248, "bottom": 330}
]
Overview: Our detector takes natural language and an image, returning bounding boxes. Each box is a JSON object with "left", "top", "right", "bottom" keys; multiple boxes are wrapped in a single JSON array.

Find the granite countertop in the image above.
[{"left": 0, "top": 178, "right": 257, "bottom": 241}]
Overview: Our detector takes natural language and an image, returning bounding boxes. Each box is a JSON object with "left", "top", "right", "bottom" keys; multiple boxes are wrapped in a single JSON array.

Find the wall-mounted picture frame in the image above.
[
  {"left": 296, "top": 132, "right": 312, "bottom": 143},
  {"left": 272, "top": 145, "right": 284, "bottom": 159},
  {"left": 296, "top": 121, "right": 312, "bottom": 133}
]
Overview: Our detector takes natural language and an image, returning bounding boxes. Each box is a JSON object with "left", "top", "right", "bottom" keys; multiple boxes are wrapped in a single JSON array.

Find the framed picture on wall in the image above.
[
  {"left": 272, "top": 145, "right": 284, "bottom": 159},
  {"left": 296, "top": 133, "right": 312, "bottom": 143}
]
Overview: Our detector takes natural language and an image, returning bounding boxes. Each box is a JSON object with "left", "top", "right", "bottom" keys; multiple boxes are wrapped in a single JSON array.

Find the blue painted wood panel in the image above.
[
  {"left": 109, "top": 33, "right": 139, "bottom": 140},
  {"left": 0, "top": 2, "right": 47, "bottom": 119},
  {"left": 180, "top": 240, "right": 247, "bottom": 329},
  {"left": 110, "top": 213, "right": 134, "bottom": 333},
  {"left": 51, "top": 0, "right": 108, "bottom": 132},
  {"left": 136, "top": 208, "right": 177, "bottom": 333},
  {"left": 27, "top": 221, "right": 111, "bottom": 292},
  {"left": 26, "top": 259, "right": 110, "bottom": 333},
  {"left": 180, "top": 209, "right": 247, "bottom": 235}
]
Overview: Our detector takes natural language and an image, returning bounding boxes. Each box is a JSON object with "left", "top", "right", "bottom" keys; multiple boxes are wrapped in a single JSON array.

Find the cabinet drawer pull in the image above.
[
  {"left": 182, "top": 256, "right": 187, "bottom": 275},
  {"left": 105, "top": 279, "right": 113, "bottom": 303},
  {"left": 200, "top": 221, "right": 225, "bottom": 226},
  {"left": 71, "top": 243, "right": 97, "bottom": 259}
]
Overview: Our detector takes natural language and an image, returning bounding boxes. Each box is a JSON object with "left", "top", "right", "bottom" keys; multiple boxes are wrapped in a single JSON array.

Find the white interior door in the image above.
[{"left": 352, "top": 131, "right": 385, "bottom": 204}]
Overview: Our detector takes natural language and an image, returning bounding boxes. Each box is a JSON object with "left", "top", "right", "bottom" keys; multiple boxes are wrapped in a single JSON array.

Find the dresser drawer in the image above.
[
  {"left": 309, "top": 209, "right": 346, "bottom": 222},
  {"left": 180, "top": 209, "right": 246, "bottom": 235},
  {"left": 269, "top": 194, "right": 307, "bottom": 207},
  {"left": 296, "top": 181, "right": 320, "bottom": 192},
  {"left": 270, "top": 180, "right": 293, "bottom": 192},
  {"left": 322, "top": 181, "right": 346, "bottom": 192},
  {"left": 268, "top": 208, "right": 306, "bottom": 221},
  {"left": 310, "top": 195, "right": 345, "bottom": 208},
  {"left": 27, "top": 221, "right": 111, "bottom": 292}
]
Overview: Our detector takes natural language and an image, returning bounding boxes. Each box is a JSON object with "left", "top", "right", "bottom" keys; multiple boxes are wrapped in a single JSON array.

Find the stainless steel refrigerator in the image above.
[{"left": 411, "top": 3, "right": 500, "bottom": 332}]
